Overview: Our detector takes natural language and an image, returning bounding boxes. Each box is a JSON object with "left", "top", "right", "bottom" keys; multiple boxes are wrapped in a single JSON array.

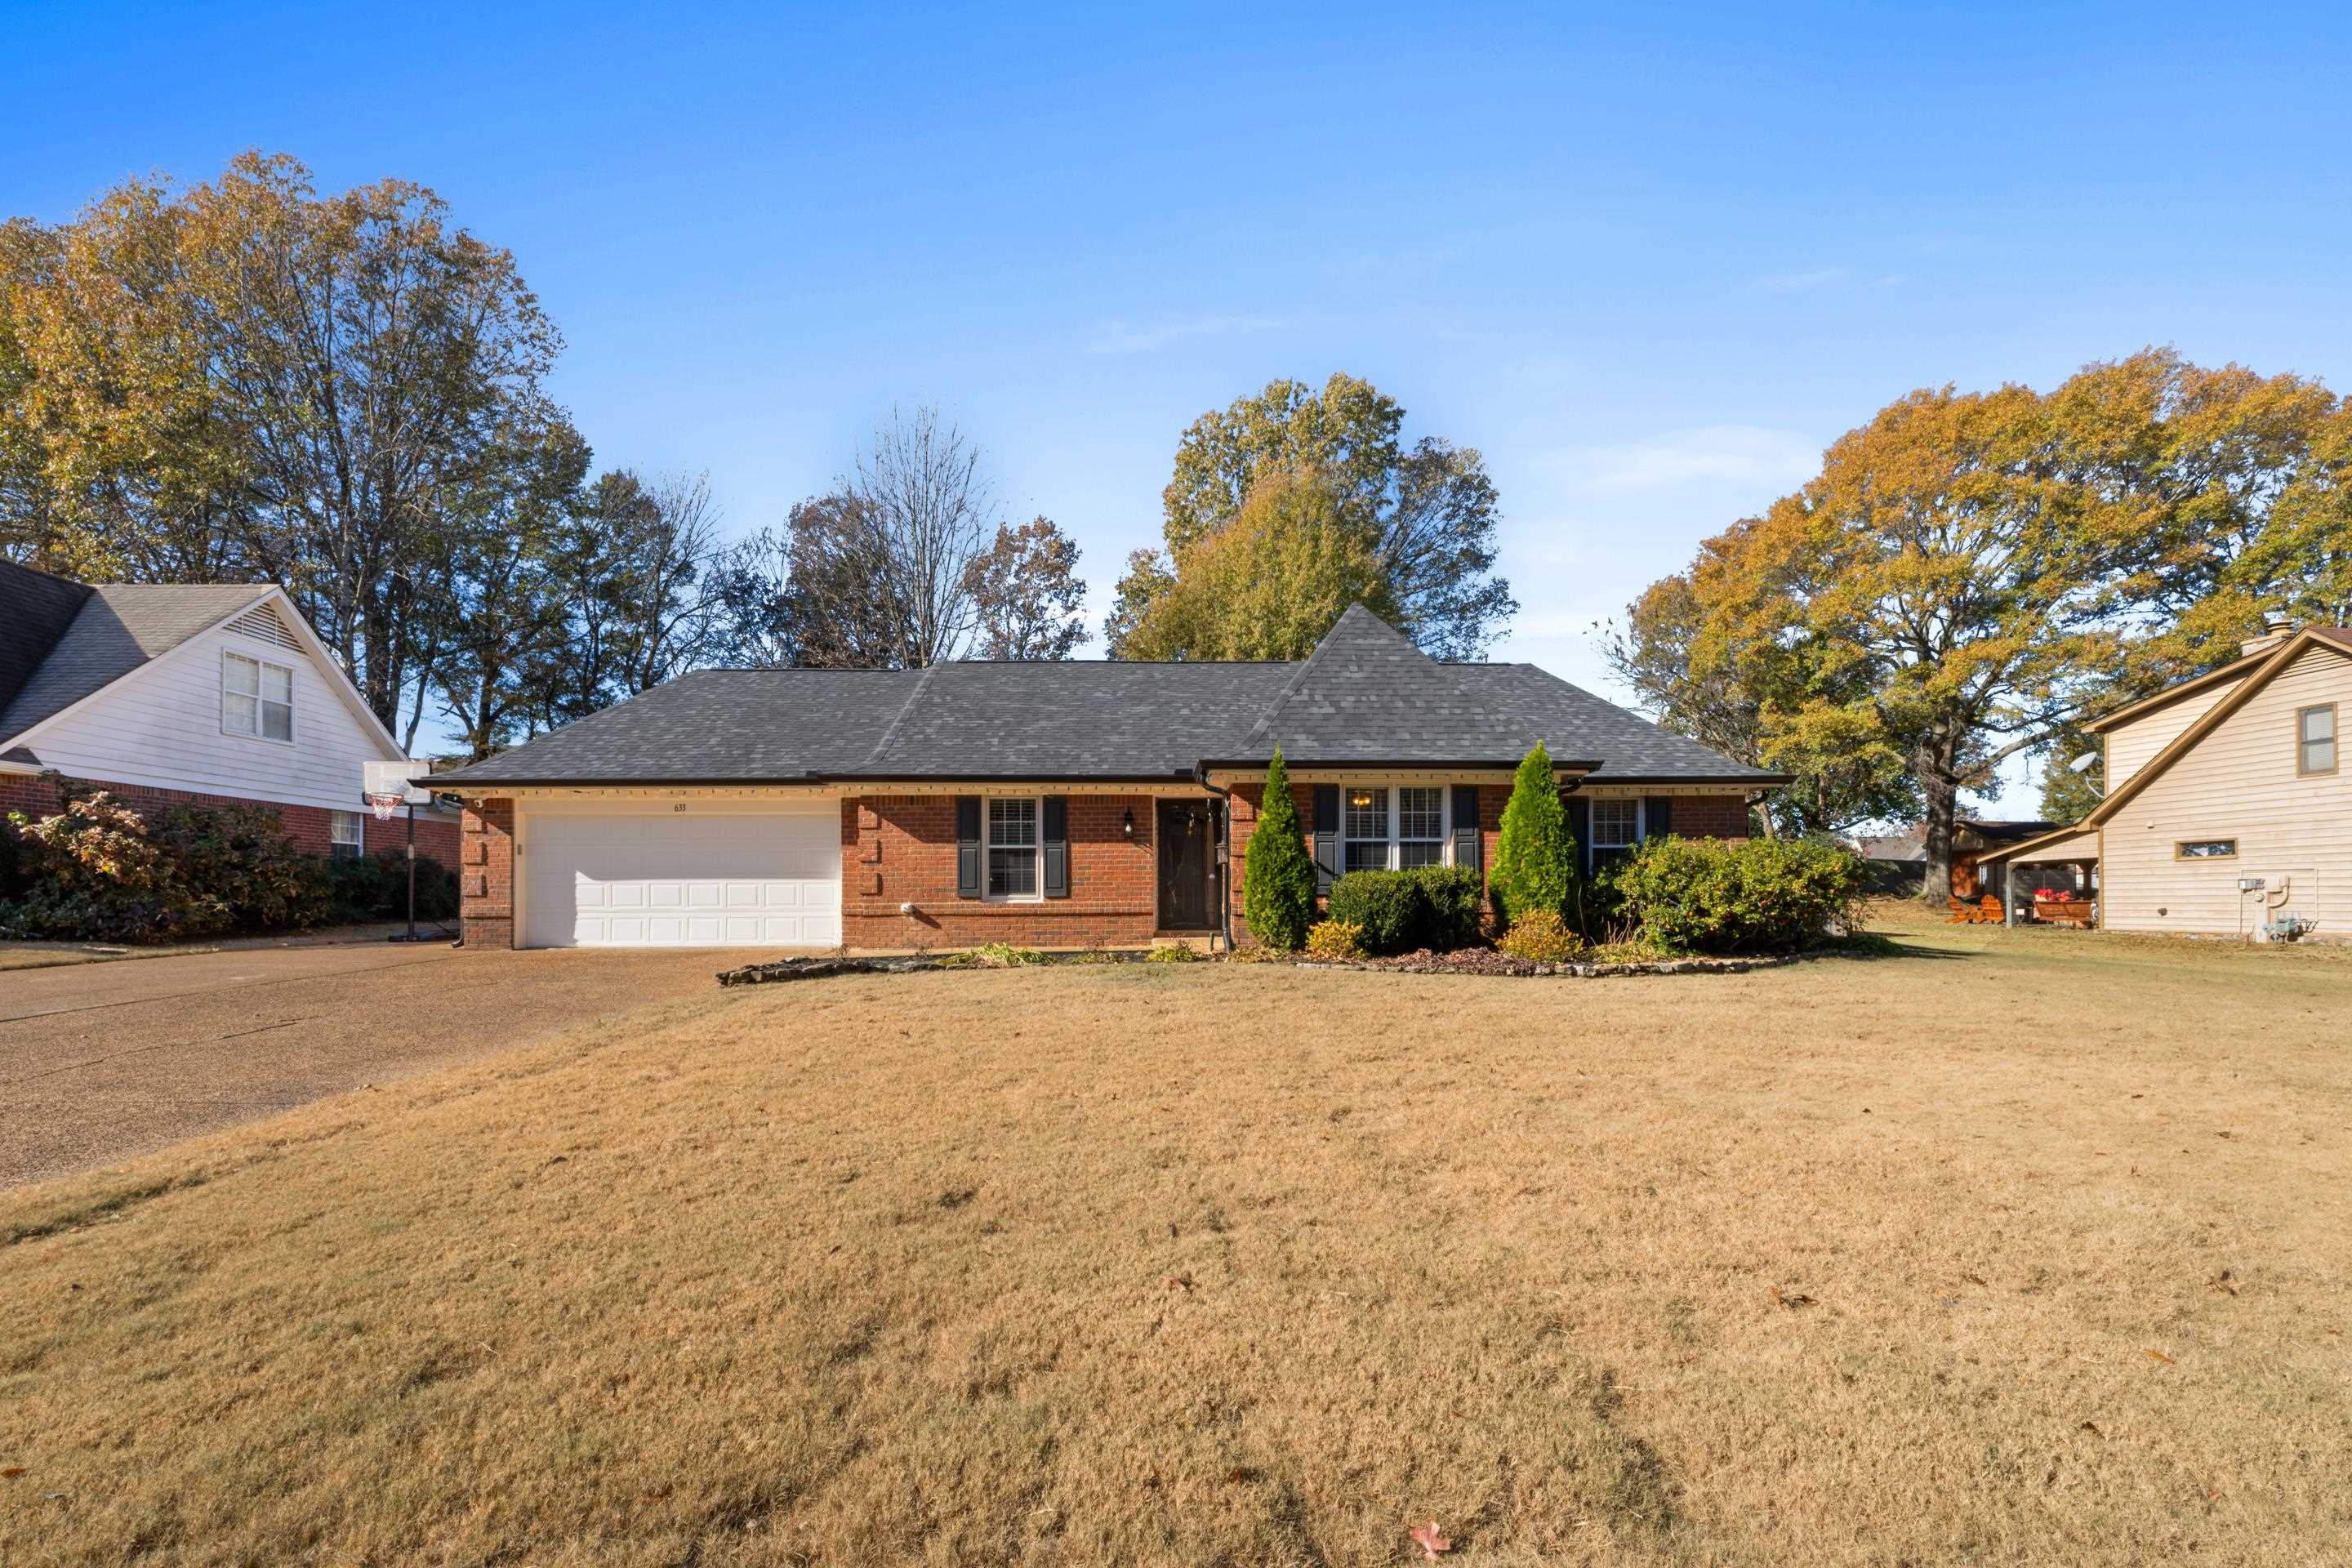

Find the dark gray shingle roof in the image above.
[
  {"left": 1, "top": 580, "right": 274, "bottom": 741},
  {"left": 0, "top": 561, "right": 94, "bottom": 722},
  {"left": 435, "top": 604, "right": 1784, "bottom": 787}
]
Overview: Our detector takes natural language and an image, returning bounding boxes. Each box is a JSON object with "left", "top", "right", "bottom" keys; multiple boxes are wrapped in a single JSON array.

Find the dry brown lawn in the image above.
[{"left": 3, "top": 909, "right": 2347, "bottom": 1566}]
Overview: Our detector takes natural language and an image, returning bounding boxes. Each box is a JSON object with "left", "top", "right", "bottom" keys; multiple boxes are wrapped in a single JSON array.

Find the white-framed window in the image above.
[
  {"left": 222, "top": 649, "right": 294, "bottom": 742},
  {"left": 1343, "top": 786, "right": 1391, "bottom": 873},
  {"left": 1397, "top": 786, "right": 1446, "bottom": 868},
  {"left": 987, "top": 797, "right": 1042, "bottom": 901},
  {"left": 1341, "top": 784, "right": 1450, "bottom": 873},
  {"left": 1589, "top": 798, "right": 1643, "bottom": 871},
  {"left": 329, "top": 810, "right": 364, "bottom": 860}
]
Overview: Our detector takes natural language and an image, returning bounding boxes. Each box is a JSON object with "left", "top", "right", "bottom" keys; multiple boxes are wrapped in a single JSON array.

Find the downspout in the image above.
[{"left": 1194, "top": 762, "right": 1234, "bottom": 955}]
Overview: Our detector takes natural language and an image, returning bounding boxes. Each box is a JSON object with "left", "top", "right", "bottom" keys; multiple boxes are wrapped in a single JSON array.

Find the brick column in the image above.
[{"left": 459, "top": 799, "right": 516, "bottom": 949}]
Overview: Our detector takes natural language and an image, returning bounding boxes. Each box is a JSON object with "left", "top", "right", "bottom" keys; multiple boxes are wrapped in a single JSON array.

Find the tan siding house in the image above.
[{"left": 1979, "top": 625, "right": 2351, "bottom": 941}]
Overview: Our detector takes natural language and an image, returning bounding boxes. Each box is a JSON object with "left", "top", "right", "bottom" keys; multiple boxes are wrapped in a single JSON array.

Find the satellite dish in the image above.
[{"left": 2066, "top": 751, "right": 2100, "bottom": 774}]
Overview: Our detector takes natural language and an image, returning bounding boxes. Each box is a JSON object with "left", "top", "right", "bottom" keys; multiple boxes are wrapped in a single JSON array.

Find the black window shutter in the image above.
[
  {"left": 1566, "top": 795, "right": 1591, "bottom": 879},
  {"left": 1041, "top": 796, "right": 1069, "bottom": 898},
  {"left": 1451, "top": 784, "right": 1481, "bottom": 871},
  {"left": 1644, "top": 796, "right": 1673, "bottom": 842},
  {"left": 955, "top": 797, "right": 982, "bottom": 898},
  {"left": 1311, "top": 783, "right": 1340, "bottom": 894}
]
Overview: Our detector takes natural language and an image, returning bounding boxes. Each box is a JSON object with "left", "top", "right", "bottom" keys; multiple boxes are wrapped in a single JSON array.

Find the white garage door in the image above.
[{"left": 521, "top": 807, "right": 841, "bottom": 948}]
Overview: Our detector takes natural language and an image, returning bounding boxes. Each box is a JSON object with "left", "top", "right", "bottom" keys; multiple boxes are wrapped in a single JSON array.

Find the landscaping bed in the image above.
[{"left": 718, "top": 943, "right": 1822, "bottom": 986}]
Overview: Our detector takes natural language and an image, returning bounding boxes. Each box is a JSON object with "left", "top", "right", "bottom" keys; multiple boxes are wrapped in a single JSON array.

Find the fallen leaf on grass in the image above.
[
  {"left": 1409, "top": 1520, "right": 1453, "bottom": 1559},
  {"left": 1962, "top": 1272, "right": 1988, "bottom": 1287},
  {"left": 1771, "top": 1285, "right": 1816, "bottom": 1309},
  {"left": 2145, "top": 1348, "right": 2175, "bottom": 1366},
  {"left": 2208, "top": 1270, "right": 2238, "bottom": 1296},
  {"left": 2078, "top": 1422, "right": 2102, "bottom": 1438},
  {"left": 1162, "top": 1274, "right": 1193, "bottom": 1294},
  {"left": 1, "top": 1467, "right": 24, "bottom": 1478}
]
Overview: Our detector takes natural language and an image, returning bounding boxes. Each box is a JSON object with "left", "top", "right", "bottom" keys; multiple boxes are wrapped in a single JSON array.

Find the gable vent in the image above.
[{"left": 226, "top": 602, "right": 301, "bottom": 651}]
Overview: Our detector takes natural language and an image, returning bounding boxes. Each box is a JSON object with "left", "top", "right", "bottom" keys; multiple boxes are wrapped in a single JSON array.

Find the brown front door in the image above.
[{"left": 1156, "top": 800, "right": 1220, "bottom": 930}]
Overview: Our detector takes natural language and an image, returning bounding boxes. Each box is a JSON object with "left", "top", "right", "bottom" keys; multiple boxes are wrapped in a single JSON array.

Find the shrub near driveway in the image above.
[{"left": 1612, "top": 834, "right": 1867, "bottom": 954}]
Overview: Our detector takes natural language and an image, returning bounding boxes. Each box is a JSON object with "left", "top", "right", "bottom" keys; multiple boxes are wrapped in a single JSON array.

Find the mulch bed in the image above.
[
  {"left": 1287, "top": 948, "right": 1800, "bottom": 978},
  {"left": 717, "top": 947, "right": 1801, "bottom": 986}
]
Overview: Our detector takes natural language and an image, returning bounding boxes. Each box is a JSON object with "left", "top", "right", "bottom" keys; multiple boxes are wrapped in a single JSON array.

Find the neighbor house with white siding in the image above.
[
  {"left": 1978, "top": 617, "right": 2351, "bottom": 941},
  {"left": 0, "top": 560, "right": 457, "bottom": 869}
]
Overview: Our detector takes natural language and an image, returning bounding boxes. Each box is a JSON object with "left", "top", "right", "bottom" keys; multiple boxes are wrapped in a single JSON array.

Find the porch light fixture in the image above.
[
  {"left": 1348, "top": 790, "right": 1375, "bottom": 809},
  {"left": 1122, "top": 808, "right": 1134, "bottom": 837}
]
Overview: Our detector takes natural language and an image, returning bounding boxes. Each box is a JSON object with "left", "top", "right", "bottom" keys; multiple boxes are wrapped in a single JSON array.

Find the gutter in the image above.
[{"left": 1193, "top": 762, "right": 1235, "bottom": 955}]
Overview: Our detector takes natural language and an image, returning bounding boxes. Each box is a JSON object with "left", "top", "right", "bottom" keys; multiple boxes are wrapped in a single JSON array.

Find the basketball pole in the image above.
[{"left": 403, "top": 797, "right": 417, "bottom": 942}]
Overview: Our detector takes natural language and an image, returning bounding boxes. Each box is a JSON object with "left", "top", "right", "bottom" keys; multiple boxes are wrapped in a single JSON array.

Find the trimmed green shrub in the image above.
[
  {"left": 1496, "top": 907, "right": 1585, "bottom": 963},
  {"left": 1325, "top": 869, "right": 1420, "bottom": 954},
  {"left": 1303, "top": 918, "right": 1365, "bottom": 960},
  {"left": 1491, "top": 742, "right": 1573, "bottom": 924},
  {"left": 1414, "top": 864, "right": 1486, "bottom": 950},
  {"left": 1325, "top": 865, "right": 1485, "bottom": 956},
  {"left": 1144, "top": 942, "right": 1201, "bottom": 964},
  {"left": 1611, "top": 834, "right": 1867, "bottom": 955},
  {"left": 1241, "top": 747, "right": 1316, "bottom": 951}
]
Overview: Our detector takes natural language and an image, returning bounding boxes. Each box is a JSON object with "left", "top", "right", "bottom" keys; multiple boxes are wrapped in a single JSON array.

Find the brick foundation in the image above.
[{"left": 0, "top": 768, "right": 457, "bottom": 874}]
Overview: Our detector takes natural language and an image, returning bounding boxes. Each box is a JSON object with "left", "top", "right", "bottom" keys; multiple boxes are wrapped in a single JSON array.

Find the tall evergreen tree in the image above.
[
  {"left": 1492, "top": 743, "right": 1574, "bottom": 926},
  {"left": 1242, "top": 748, "right": 1316, "bottom": 951}
]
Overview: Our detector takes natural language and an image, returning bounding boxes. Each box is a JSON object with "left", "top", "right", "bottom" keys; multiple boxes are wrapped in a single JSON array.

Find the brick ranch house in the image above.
[
  {"left": 435, "top": 606, "right": 1784, "bottom": 951},
  {"left": 0, "top": 559, "right": 458, "bottom": 870}
]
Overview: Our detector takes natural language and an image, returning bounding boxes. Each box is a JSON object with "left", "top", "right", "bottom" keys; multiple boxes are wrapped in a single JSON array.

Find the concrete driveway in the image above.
[{"left": 0, "top": 942, "right": 778, "bottom": 1189}]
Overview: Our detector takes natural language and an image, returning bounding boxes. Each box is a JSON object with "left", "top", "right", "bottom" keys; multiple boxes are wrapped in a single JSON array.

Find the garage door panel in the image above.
[{"left": 522, "top": 809, "right": 840, "bottom": 948}]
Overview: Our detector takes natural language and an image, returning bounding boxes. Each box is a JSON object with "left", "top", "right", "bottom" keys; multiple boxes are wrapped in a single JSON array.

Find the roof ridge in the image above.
[{"left": 859, "top": 659, "right": 944, "bottom": 768}]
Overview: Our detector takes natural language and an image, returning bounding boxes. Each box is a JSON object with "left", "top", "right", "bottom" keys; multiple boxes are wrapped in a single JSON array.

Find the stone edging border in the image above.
[{"left": 716, "top": 948, "right": 1836, "bottom": 987}]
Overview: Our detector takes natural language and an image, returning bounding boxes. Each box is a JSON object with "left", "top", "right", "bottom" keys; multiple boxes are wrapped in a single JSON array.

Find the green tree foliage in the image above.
[
  {"left": 1491, "top": 743, "right": 1573, "bottom": 926},
  {"left": 1241, "top": 749, "right": 1316, "bottom": 951},
  {"left": 2037, "top": 724, "right": 2105, "bottom": 824},
  {"left": 1610, "top": 350, "right": 2350, "bottom": 901},
  {"left": 1110, "top": 373, "right": 1514, "bottom": 660},
  {"left": 1115, "top": 468, "right": 1396, "bottom": 661}
]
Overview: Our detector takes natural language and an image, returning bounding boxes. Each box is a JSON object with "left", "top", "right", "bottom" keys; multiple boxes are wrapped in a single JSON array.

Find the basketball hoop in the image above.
[{"left": 366, "top": 791, "right": 405, "bottom": 822}]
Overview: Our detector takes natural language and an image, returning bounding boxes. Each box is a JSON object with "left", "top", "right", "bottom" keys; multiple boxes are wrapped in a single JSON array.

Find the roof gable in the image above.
[
  {"left": 1234, "top": 605, "right": 1518, "bottom": 763},
  {"left": 2057, "top": 627, "right": 2352, "bottom": 837},
  {"left": 0, "top": 581, "right": 276, "bottom": 742}
]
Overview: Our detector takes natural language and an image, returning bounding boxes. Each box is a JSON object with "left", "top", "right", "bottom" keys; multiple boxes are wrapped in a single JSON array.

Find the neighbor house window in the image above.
[
  {"left": 1343, "top": 786, "right": 1391, "bottom": 873},
  {"left": 222, "top": 650, "right": 293, "bottom": 742},
  {"left": 329, "top": 810, "right": 363, "bottom": 860},
  {"left": 2299, "top": 704, "right": 2336, "bottom": 777},
  {"left": 2175, "top": 839, "right": 2238, "bottom": 860},
  {"left": 987, "top": 798, "right": 1040, "bottom": 900},
  {"left": 1342, "top": 785, "right": 1451, "bottom": 872},
  {"left": 1590, "top": 798, "right": 1643, "bottom": 870}
]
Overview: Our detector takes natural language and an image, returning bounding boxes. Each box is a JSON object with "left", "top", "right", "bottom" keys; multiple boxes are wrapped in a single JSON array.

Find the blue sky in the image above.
[{"left": 7, "top": 2, "right": 2350, "bottom": 791}]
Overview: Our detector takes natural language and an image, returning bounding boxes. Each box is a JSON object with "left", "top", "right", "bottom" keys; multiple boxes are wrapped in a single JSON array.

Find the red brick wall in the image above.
[
  {"left": 841, "top": 793, "right": 1162, "bottom": 948},
  {"left": 458, "top": 799, "right": 516, "bottom": 949},
  {"left": 1661, "top": 792, "right": 1752, "bottom": 840},
  {"left": 0, "top": 769, "right": 458, "bottom": 871}
]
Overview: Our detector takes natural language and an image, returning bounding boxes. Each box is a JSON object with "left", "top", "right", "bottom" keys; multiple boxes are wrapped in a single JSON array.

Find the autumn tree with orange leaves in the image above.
[{"left": 1612, "top": 350, "right": 2351, "bottom": 901}]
